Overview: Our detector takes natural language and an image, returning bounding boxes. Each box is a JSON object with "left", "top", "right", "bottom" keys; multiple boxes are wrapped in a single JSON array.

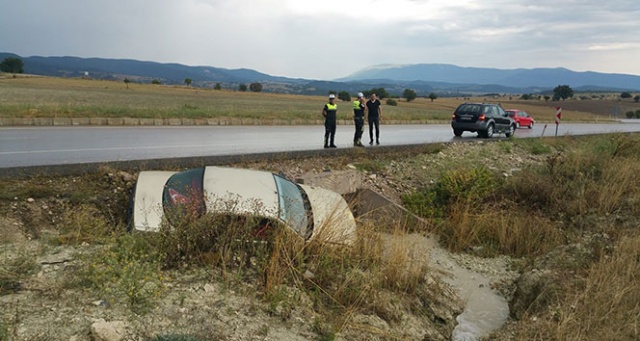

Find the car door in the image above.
[
  {"left": 494, "top": 106, "right": 510, "bottom": 130},
  {"left": 519, "top": 111, "right": 531, "bottom": 126}
]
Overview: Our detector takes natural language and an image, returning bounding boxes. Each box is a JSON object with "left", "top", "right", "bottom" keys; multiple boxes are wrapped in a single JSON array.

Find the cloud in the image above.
[{"left": 1, "top": 0, "right": 639, "bottom": 78}]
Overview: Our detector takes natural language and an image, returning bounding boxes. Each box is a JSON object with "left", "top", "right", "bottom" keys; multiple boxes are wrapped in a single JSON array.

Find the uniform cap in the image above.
[
  {"left": 329, "top": 94, "right": 336, "bottom": 99},
  {"left": 357, "top": 92, "right": 364, "bottom": 98}
]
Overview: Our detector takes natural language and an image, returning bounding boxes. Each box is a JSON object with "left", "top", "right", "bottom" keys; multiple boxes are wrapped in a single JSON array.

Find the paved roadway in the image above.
[{"left": 2, "top": 122, "right": 640, "bottom": 168}]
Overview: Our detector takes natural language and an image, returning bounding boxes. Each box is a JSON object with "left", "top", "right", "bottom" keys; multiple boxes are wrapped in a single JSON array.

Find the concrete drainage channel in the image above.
[{"left": 301, "top": 170, "right": 510, "bottom": 341}]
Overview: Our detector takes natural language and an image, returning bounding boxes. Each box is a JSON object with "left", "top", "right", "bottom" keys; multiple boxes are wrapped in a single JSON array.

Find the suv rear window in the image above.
[{"left": 456, "top": 104, "right": 482, "bottom": 114}]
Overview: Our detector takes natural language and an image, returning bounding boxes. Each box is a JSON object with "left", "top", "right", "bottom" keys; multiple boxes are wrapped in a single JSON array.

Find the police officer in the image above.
[
  {"left": 353, "top": 92, "right": 366, "bottom": 147},
  {"left": 322, "top": 94, "right": 338, "bottom": 148}
]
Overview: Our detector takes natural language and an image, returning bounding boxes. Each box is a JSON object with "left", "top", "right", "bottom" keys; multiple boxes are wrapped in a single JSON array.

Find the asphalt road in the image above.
[{"left": 2, "top": 122, "right": 640, "bottom": 168}]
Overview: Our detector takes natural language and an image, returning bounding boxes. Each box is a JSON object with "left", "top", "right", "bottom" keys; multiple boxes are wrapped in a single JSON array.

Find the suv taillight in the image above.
[
  {"left": 451, "top": 114, "right": 456, "bottom": 120},
  {"left": 478, "top": 114, "right": 486, "bottom": 121}
]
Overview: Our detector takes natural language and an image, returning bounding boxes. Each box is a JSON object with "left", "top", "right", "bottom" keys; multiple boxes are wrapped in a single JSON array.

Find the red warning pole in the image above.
[{"left": 555, "top": 107, "right": 562, "bottom": 136}]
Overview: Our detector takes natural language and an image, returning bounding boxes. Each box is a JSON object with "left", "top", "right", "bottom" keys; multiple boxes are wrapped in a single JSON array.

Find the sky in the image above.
[{"left": 1, "top": 0, "right": 639, "bottom": 80}]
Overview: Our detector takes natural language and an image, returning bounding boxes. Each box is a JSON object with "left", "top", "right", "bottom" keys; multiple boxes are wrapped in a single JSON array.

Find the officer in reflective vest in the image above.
[
  {"left": 322, "top": 94, "right": 338, "bottom": 148},
  {"left": 353, "top": 92, "right": 366, "bottom": 147}
]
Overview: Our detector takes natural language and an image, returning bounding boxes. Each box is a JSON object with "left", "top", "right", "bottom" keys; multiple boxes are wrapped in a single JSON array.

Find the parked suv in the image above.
[{"left": 451, "top": 103, "right": 516, "bottom": 138}]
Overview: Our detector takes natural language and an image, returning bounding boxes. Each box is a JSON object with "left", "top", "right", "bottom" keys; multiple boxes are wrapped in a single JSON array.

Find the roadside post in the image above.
[{"left": 555, "top": 107, "right": 562, "bottom": 136}]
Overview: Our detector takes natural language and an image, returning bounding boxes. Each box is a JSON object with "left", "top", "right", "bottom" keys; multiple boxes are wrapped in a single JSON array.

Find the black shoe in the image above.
[
  {"left": 369, "top": 140, "right": 373, "bottom": 145},
  {"left": 324, "top": 145, "right": 329, "bottom": 149},
  {"left": 376, "top": 140, "right": 380, "bottom": 145},
  {"left": 329, "top": 145, "right": 337, "bottom": 148}
]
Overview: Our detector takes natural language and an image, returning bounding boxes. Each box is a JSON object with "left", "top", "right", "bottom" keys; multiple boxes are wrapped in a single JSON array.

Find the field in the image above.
[{"left": 2, "top": 74, "right": 638, "bottom": 124}]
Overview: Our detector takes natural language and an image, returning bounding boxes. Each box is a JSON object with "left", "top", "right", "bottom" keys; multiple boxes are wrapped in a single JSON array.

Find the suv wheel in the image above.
[
  {"left": 482, "top": 124, "right": 494, "bottom": 138},
  {"left": 515, "top": 122, "right": 520, "bottom": 128},
  {"left": 453, "top": 129, "right": 463, "bottom": 137},
  {"left": 505, "top": 124, "right": 515, "bottom": 138},
  {"left": 529, "top": 122, "right": 534, "bottom": 129}
]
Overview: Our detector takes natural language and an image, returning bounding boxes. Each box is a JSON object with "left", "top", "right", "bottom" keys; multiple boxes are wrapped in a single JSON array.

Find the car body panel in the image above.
[
  {"left": 133, "top": 171, "right": 175, "bottom": 231},
  {"left": 131, "top": 166, "right": 356, "bottom": 245},
  {"left": 301, "top": 184, "right": 356, "bottom": 243}
]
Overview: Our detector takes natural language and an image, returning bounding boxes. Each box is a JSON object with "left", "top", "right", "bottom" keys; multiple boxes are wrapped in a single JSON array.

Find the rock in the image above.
[
  {"left": 117, "top": 171, "right": 134, "bottom": 183},
  {"left": 27, "top": 198, "right": 35, "bottom": 203},
  {"left": 90, "top": 319, "right": 127, "bottom": 341},
  {"left": 203, "top": 283, "right": 216, "bottom": 293},
  {"left": 509, "top": 269, "right": 555, "bottom": 319},
  {"left": 92, "top": 300, "right": 110, "bottom": 308},
  {"left": 303, "top": 270, "right": 315, "bottom": 279}
]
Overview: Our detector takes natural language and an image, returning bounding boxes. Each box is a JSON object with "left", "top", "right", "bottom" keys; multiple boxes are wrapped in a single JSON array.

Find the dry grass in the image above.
[
  {"left": 0, "top": 76, "right": 450, "bottom": 122},
  {"left": 507, "top": 234, "right": 640, "bottom": 341},
  {"left": 442, "top": 202, "right": 563, "bottom": 257},
  {"left": 1, "top": 75, "right": 627, "bottom": 123}
]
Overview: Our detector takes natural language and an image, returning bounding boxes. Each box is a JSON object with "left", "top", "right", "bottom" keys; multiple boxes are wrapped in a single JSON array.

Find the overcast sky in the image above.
[{"left": 1, "top": 0, "right": 639, "bottom": 79}]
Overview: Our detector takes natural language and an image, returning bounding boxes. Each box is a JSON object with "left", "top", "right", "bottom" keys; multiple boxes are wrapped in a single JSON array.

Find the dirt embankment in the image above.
[{"left": 5, "top": 136, "right": 637, "bottom": 341}]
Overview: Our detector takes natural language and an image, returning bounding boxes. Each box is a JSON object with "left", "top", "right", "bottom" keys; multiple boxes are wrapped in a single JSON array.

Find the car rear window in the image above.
[
  {"left": 273, "top": 174, "right": 312, "bottom": 238},
  {"left": 456, "top": 104, "right": 482, "bottom": 115},
  {"left": 162, "top": 167, "right": 206, "bottom": 220}
]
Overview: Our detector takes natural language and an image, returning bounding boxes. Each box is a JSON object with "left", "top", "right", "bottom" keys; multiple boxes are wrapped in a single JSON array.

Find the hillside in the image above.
[{"left": 2, "top": 53, "right": 640, "bottom": 95}]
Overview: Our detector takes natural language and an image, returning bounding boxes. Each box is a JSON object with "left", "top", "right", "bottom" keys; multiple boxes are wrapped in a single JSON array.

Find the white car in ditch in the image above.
[{"left": 130, "top": 166, "right": 357, "bottom": 244}]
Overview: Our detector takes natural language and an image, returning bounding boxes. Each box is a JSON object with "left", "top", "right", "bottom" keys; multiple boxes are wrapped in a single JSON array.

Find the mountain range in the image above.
[{"left": 2, "top": 52, "right": 639, "bottom": 96}]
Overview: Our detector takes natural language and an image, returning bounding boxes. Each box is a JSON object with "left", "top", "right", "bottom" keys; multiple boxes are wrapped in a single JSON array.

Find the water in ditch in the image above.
[{"left": 429, "top": 246, "right": 511, "bottom": 341}]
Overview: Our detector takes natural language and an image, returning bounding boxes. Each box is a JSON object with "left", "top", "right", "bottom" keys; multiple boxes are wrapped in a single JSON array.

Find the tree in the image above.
[
  {"left": 124, "top": 78, "right": 131, "bottom": 89},
  {"left": 634, "top": 95, "right": 640, "bottom": 103},
  {"left": 249, "top": 82, "right": 262, "bottom": 92},
  {"left": 363, "top": 87, "right": 389, "bottom": 100},
  {"left": 428, "top": 93, "right": 438, "bottom": 102},
  {"left": 544, "top": 95, "right": 551, "bottom": 101},
  {"left": 0, "top": 57, "right": 24, "bottom": 73},
  {"left": 151, "top": 79, "right": 161, "bottom": 85},
  {"left": 214, "top": 83, "right": 222, "bottom": 90},
  {"left": 620, "top": 92, "right": 632, "bottom": 99},
  {"left": 184, "top": 78, "right": 192, "bottom": 87},
  {"left": 239, "top": 84, "right": 247, "bottom": 92},
  {"left": 403, "top": 89, "right": 417, "bottom": 102},
  {"left": 337, "top": 91, "right": 351, "bottom": 101},
  {"left": 552, "top": 85, "right": 574, "bottom": 101}
]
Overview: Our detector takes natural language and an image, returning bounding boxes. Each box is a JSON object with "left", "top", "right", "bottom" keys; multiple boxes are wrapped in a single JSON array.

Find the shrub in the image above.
[
  {"left": 386, "top": 98, "right": 397, "bottom": 106},
  {"left": 626, "top": 111, "right": 635, "bottom": 118},
  {"left": 403, "top": 167, "right": 499, "bottom": 219}
]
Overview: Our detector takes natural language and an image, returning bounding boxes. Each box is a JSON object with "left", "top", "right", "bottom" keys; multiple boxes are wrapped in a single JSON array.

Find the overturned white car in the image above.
[{"left": 130, "top": 166, "right": 357, "bottom": 244}]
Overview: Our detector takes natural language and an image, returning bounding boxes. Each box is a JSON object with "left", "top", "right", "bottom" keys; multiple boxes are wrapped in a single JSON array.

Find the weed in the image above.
[
  {"left": 0, "top": 252, "right": 38, "bottom": 295},
  {"left": 312, "top": 318, "right": 336, "bottom": 341},
  {"left": 78, "top": 234, "right": 164, "bottom": 314},
  {"left": 515, "top": 138, "right": 552, "bottom": 155},
  {"left": 55, "top": 204, "right": 118, "bottom": 245},
  {"left": 353, "top": 159, "right": 388, "bottom": 173},
  {"left": 0, "top": 319, "right": 7, "bottom": 341}
]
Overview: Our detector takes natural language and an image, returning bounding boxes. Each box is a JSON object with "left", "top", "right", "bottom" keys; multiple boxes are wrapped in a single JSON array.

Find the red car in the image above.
[{"left": 506, "top": 109, "right": 535, "bottom": 129}]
